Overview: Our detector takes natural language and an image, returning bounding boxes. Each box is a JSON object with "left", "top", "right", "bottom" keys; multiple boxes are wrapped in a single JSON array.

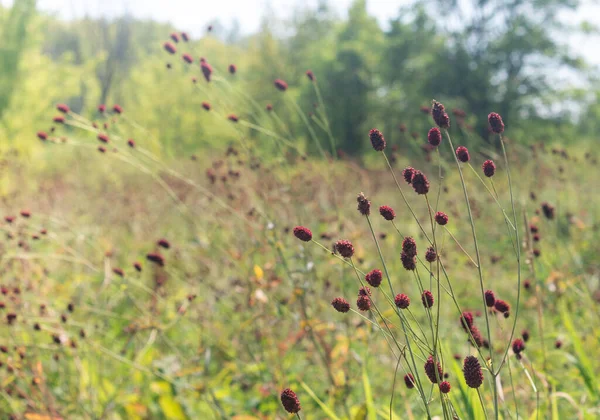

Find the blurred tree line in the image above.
[{"left": 0, "top": 0, "right": 597, "bottom": 157}]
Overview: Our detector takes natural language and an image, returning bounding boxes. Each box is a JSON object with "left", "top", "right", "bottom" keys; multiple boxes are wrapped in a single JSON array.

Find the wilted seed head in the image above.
[
  {"left": 356, "top": 192, "right": 371, "bottom": 216},
  {"left": 274, "top": 79, "right": 288, "bottom": 91},
  {"left": 335, "top": 240, "right": 354, "bottom": 258},
  {"left": 456, "top": 146, "right": 470, "bottom": 163},
  {"left": 541, "top": 202, "right": 555, "bottom": 220},
  {"left": 411, "top": 170, "right": 430, "bottom": 195},
  {"left": 488, "top": 112, "right": 505, "bottom": 134},
  {"left": 201, "top": 62, "right": 213, "bottom": 82},
  {"left": 435, "top": 211, "right": 449, "bottom": 226},
  {"left": 439, "top": 381, "right": 451, "bottom": 394},
  {"left": 512, "top": 338, "right": 525, "bottom": 355},
  {"left": 421, "top": 290, "right": 434, "bottom": 308},
  {"left": 163, "top": 42, "right": 177, "bottom": 54},
  {"left": 482, "top": 160, "right": 496, "bottom": 177},
  {"left": 460, "top": 311, "right": 474, "bottom": 332},
  {"left": 146, "top": 252, "right": 165, "bottom": 267},
  {"left": 228, "top": 64, "right": 237, "bottom": 74},
  {"left": 404, "top": 373, "right": 415, "bottom": 389},
  {"left": 394, "top": 293, "right": 410, "bottom": 309},
  {"left": 463, "top": 356, "right": 484, "bottom": 388},
  {"left": 97, "top": 133, "right": 109, "bottom": 143},
  {"left": 427, "top": 127, "right": 442, "bottom": 147},
  {"left": 494, "top": 299, "right": 510, "bottom": 314},
  {"left": 431, "top": 100, "right": 450, "bottom": 128},
  {"left": 484, "top": 290, "right": 496, "bottom": 307},
  {"left": 402, "top": 167, "right": 415, "bottom": 184},
  {"left": 280, "top": 388, "right": 301, "bottom": 413},
  {"left": 127, "top": 139, "right": 135, "bottom": 148},
  {"left": 227, "top": 114, "right": 239, "bottom": 122},
  {"left": 379, "top": 205, "right": 396, "bottom": 221},
  {"left": 56, "top": 103, "right": 70, "bottom": 113},
  {"left": 356, "top": 294, "right": 371, "bottom": 311},
  {"left": 522, "top": 329, "right": 530, "bottom": 342},
  {"left": 37, "top": 131, "right": 48, "bottom": 141},
  {"left": 424, "top": 355, "right": 443, "bottom": 383},
  {"left": 157, "top": 238, "right": 171, "bottom": 249},
  {"left": 112, "top": 104, "right": 123, "bottom": 114},
  {"left": 402, "top": 237, "right": 417, "bottom": 257},
  {"left": 369, "top": 128, "right": 386, "bottom": 151},
  {"left": 293, "top": 226, "right": 312, "bottom": 242},
  {"left": 400, "top": 252, "right": 416, "bottom": 271},
  {"left": 425, "top": 247, "right": 437, "bottom": 263},
  {"left": 182, "top": 53, "right": 193, "bottom": 64},
  {"left": 201, "top": 102, "right": 211, "bottom": 111},
  {"left": 331, "top": 297, "right": 350, "bottom": 313},
  {"left": 365, "top": 269, "right": 383, "bottom": 288}
]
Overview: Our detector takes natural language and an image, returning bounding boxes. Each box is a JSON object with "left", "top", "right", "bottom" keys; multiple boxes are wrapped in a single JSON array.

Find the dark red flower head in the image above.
[
  {"left": 435, "top": 211, "right": 448, "bottom": 226},
  {"left": 37, "top": 131, "right": 48, "bottom": 141},
  {"left": 293, "top": 226, "right": 312, "bottom": 242},
  {"left": 306, "top": 70, "right": 315, "bottom": 81},
  {"left": 512, "top": 338, "right": 525, "bottom": 354},
  {"left": 228, "top": 64, "right": 237, "bottom": 74},
  {"left": 356, "top": 294, "right": 371, "bottom": 311},
  {"left": 421, "top": 290, "right": 434, "bottom": 308},
  {"left": 439, "top": 381, "right": 451, "bottom": 393},
  {"left": 163, "top": 42, "right": 177, "bottom": 54},
  {"left": 127, "top": 139, "right": 135, "bottom": 148},
  {"left": 402, "top": 237, "right": 417, "bottom": 257},
  {"left": 522, "top": 330, "right": 530, "bottom": 342},
  {"left": 365, "top": 269, "right": 382, "bottom": 288},
  {"left": 201, "top": 62, "right": 213, "bottom": 82},
  {"left": 227, "top": 114, "right": 239, "bottom": 122},
  {"left": 555, "top": 340, "right": 562, "bottom": 349},
  {"left": 424, "top": 355, "right": 443, "bottom": 383},
  {"left": 394, "top": 293, "right": 410, "bottom": 309},
  {"left": 494, "top": 299, "right": 510, "bottom": 313},
  {"left": 482, "top": 160, "right": 496, "bottom": 177},
  {"left": 97, "top": 133, "right": 109, "bottom": 143},
  {"left": 482, "top": 290, "right": 495, "bottom": 307},
  {"left": 425, "top": 247, "right": 437, "bottom": 263},
  {"left": 182, "top": 53, "right": 193, "bottom": 64},
  {"left": 460, "top": 311, "right": 474, "bottom": 332},
  {"left": 431, "top": 100, "right": 450, "bottom": 129},
  {"left": 335, "top": 240, "right": 354, "bottom": 258},
  {"left": 427, "top": 127, "right": 442, "bottom": 147},
  {"left": 112, "top": 267, "right": 124, "bottom": 277},
  {"left": 98, "top": 104, "right": 106, "bottom": 113},
  {"left": 358, "top": 286, "right": 371, "bottom": 297},
  {"left": 97, "top": 146, "right": 106, "bottom": 153},
  {"left": 56, "top": 104, "right": 70, "bottom": 114},
  {"left": 280, "top": 388, "right": 301, "bottom": 413},
  {"left": 146, "top": 252, "right": 165, "bottom": 267},
  {"left": 404, "top": 373, "right": 415, "bottom": 389},
  {"left": 402, "top": 167, "right": 415, "bottom": 184},
  {"left": 181, "top": 32, "right": 189, "bottom": 42},
  {"left": 488, "top": 112, "right": 504, "bottom": 134},
  {"left": 411, "top": 170, "right": 430, "bottom": 194},
  {"left": 331, "top": 297, "right": 350, "bottom": 313},
  {"left": 170, "top": 33, "right": 180, "bottom": 43},
  {"left": 133, "top": 261, "right": 142, "bottom": 272},
  {"left": 456, "top": 146, "right": 470, "bottom": 163},
  {"left": 356, "top": 192, "right": 371, "bottom": 216},
  {"left": 20, "top": 210, "right": 31, "bottom": 218},
  {"left": 53, "top": 116, "right": 65, "bottom": 124},
  {"left": 274, "top": 79, "right": 288, "bottom": 91},
  {"left": 401, "top": 252, "right": 416, "bottom": 271},
  {"left": 541, "top": 202, "right": 555, "bottom": 220},
  {"left": 266, "top": 104, "right": 273, "bottom": 111},
  {"left": 379, "top": 205, "right": 395, "bottom": 221},
  {"left": 112, "top": 104, "right": 123, "bottom": 114},
  {"left": 369, "top": 128, "right": 386, "bottom": 151},
  {"left": 157, "top": 238, "right": 170, "bottom": 249},
  {"left": 202, "top": 102, "right": 211, "bottom": 111},
  {"left": 463, "top": 356, "right": 484, "bottom": 388}
]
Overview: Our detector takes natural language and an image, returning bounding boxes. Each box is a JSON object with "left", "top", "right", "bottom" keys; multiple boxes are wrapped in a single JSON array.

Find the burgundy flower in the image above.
[
  {"left": 533, "top": 248, "right": 541, "bottom": 258},
  {"left": 379, "top": 205, "right": 396, "bottom": 221},
  {"left": 112, "top": 267, "right": 124, "bottom": 277},
  {"left": 163, "top": 42, "right": 177, "bottom": 54},
  {"left": 439, "top": 381, "right": 451, "bottom": 394},
  {"left": 280, "top": 388, "right": 301, "bottom": 413},
  {"left": 394, "top": 293, "right": 410, "bottom": 309},
  {"left": 425, "top": 247, "right": 437, "bottom": 263},
  {"left": 331, "top": 297, "right": 350, "bottom": 313},
  {"left": 424, "top": 355, "right": 443, "bottom": 383},
  {"left": 56, "top": 104, "right": 70, "bottom": 113},
  {"left": 112, "top": 104, "right": 123, "bottom": 114},
  {"left": 460, "top": 311, "right": 474, "bottom": 332},
  {"left": 157, "top": 238, "right": 170, "bottom": 249},
  {"left": 365, "top": 269, "right": 383, "bottom": 288},
  {"left": 541, "top": 202, "right": 555, "bottom": 220},
  {"left": 97, "top": 146, "right": 106, "bottom": 153},
  {"left": 512, "top": 338, "right": 525, "bottom": 355},
  {"left": 133, "top": 261, "right": 142, "bottom": 272},
  {"left": 435, "top": 212, "right": 449, "bottom": 226},
  {"left": 482, "top": 160, "right": 496, "bottom": 177},
  {"left": 266, "top": 104, "right": 273, "bottom": 111},
  {"left": 431, "top": 100, "right": 450, "bottom": 129},
  {"left": 358, "top": 286, "right": 371, "bottom": 297},
  {"left": 555, "top": 340, "right": 562, "bottom": 349},
  {"left": 202, "top": 102, "right": 211, "bottom": 111},
  {"left": 97, "top": 133, "right": 109, "bottom": 143},
  {"left": 421, "top": 290, "right": 434, "bottom": 308},
  {"left": 335, "top": 240, "right": 354, "bottom": 258},
  {"left": 427, "top": 127, "right": 442, "bottom": 147},
  {"left": 356, "top": 295, "right": 371, "bottom": 311},
  {"left": 456, "top": 146, "right": 470, "bottom": 163},
  {"left": 404, "top": 373, "right": 415, "bottom": 389},
  {"left": 53, "top": 116, "right": 65, "bottom": 124},
  {"left": 201, "top": 62, "right": 213, "bottom": 82},
  {"left": 227, "top": 114, "right": 239, "bottom": 122},
  {"left": 228, "top": 64, "right": 237, "bottom": 74},
  {"left": 463, "top": 356, "right": 484, "bottom": 388},
  {"left": 98, "top": 104, "right": 106, "bottom": 113},
  {"left": 293, "top": 226, "right": 312, "bottom": 242},
  {"left": 530, "top": 224, "right": 539, "bottom": 233},
  {"left": 401, "top": 252, "right": 416, "bottom": 271},
  {"left": 494, "top": 299, "right": 510, "bottom": 313},
  {"left": 37, "top": 131, "right": 48, "bottom": 141},
  {"left": 369, "top": 128, "right": 386, "bottom": 152},
  {"left": 182, "top": 53, "right": 193, "bottom": 64},
  {"left": 402, "top": 237, "right": 417, "bottom": 257},
  {"left": 127, "top": 139, "right": 135, "bottom": 148},
  {"left": 411, "top": 171, "right": 430, "bottom": 195},
  {"left": 274, "top": 79, "right": 288, "bottom": 91},
  {"left": 181, "top": 32, "right": 189, "bottom": 42},
  {"left": 356, "top": 192, "right": 371, "bottom": 216},
  {"left": 170, "top": 32, "right": 180, "bottom": 43},
  {"left": 469, "top": 326, "right": 484, "bottom": 348},
  {"left": 488, "top": 112, "right": 505, "bottom": 134},
  {"left": 522, "top": 330, "right": 530, "bottom": 342},
  {"left": 20, "top": 210, "right": 31, "bottom": 218},
  {"left": 533, "top": 234, "right": 540, "bottom": 242},
  {"left": 484, "top": 290, "right": 496, "bottom": 307},
  {"left": 146, "top": 252, "right": 165, "bottom": 267},
  {"left": 402, "top": 167, "right": 415, "bottom": 184}
]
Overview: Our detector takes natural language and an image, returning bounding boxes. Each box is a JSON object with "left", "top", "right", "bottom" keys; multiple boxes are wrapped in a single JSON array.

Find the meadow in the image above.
[{"left": 1, "top": 4, "right": 600, "bottom": 419}]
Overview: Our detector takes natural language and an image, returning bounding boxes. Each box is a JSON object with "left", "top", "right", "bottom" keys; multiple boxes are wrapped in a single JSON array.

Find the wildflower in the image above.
[
  {"left": 463, "top": 356, "right": 484, "bottom": 388},
  {"left": 335, "top": 240, "right": 354, "bottom": 258},
  {"left": 401, "top": 252, "right": 416, "bottom": 271},
  {"left": 422, "top": 290, "right": 434, "bottom": 308},
  {"left": 533, "top": 234, "right": 540, "bottom": 242},
  {"left": 127, "top": 139, "right": 135, "bottom": 148},
  {"left": 365, "top": 269, "right": 382, "bottom": 288},
  {"left": 469, "top": 326, "right": 484, "bottom": 347},
  {"left": 402, "top": 167, "right": 415, "bottom": 184},
  {"left": 133, "top": 261, "right": 142, "bottom": 272},
  {"left": 488, "top": 112, "right": 504, "bottom": 134},
  {"left": 440, "top": 381, "right": 451, "bottom": 394},
  {"left": 379, "top": 205, "right": 396, "bottom": 221},
  {"left": 157, "top": 238, "right": 171, "bottom": 249},
  {"left": 331, "top": 297, "right": 350, "bottom": 313},
  {"left": 524, "top": 280, "right": 531, "bottom": 290},
  {"left": 484, "top": 290, "right": 496, "bottom": 307},
  {"left": 369, "top": 128, "right": 386, "bottom": 151},
  {"left": 404, "top": 373, "right": 415, "bottom": 389},
  {"left": 424, "top": 356, "right": 443, "bottom": 383},
  {"left": 402, "top": 237, "right": 417, "bottom": 257},
  {"left": 37, "top": 131, "right": 48, "bottom": 141},
  {"left": 512, "top": 338, "right": 525, "bottom": 355},
  {"left": 228, "top": 64, "right": 236, "bottom": 74},
  {"left": 411, "top": 171, "right": 430, "bottom": 194},
  {"left": 494, "top": 299, "right": 510, "bottom": 313},
  {"left": 201, "top": 62, "right": 213, "bottom": 82},
  {"left": 293, "top": 226, "right": 312, "bottom": 242},
  {"left": 425, "top": 247, "right": 437, "bottom": 263},
  {"left": 112, "top": 267, "right": 124, "bottom": 277},
  {"left": 482, "top": 160, "right": 496, "bottom": 177},
  {"left": 97, "top": 146, "right": 106, "bottom": 153},
  {"left": 305, "top": 70, "right": 316, "bottom": 81},
  {"left": 163, "top": 42, "right": 177, "bottom": 54},
  {"left": 555, "top": 340, "right": 562, "bottom": 349},
  {"left": 431, "top": 100, "right": 450, "bottom": 129},
  {"left": 274, "top": 79, "right": 288, "bottom": 91},
  {"left": 53, "top": 116, "right": 65, "bottom": 124},
  {"left": 202, "top": 102, "right": 211, "bottom": 111},
  {"left": 356, "top": 295, "right": 371, "bottom": 311},
  {"left": 98, "top": 104, "right": 106, "bottom": 113},
  {"left": 112, "top": 104, "right": 123, "bottom": 114},
  {"left": 460, "top": 312, "right": 474, "bottom": 332},
  {"left": 435, "top": 211, "right": 449, "bottom": 225},
  {"left": 181, "top": 32, "right": 189, "bottom": 42},
  {"left": 182, "top": 53, "right": 193, "bottom": 64},
  {"left": 394, "top": 293, "right": 410, "bottom": 309},
  {"left": 357, "top": 192, "right": 371, "bottom": 216},
  {"left": 97, "top": 133, "right": 109, "bottom": 143},
  {"left": 228, "top": 114, "right": 239, "bottom": 122},
  {"left": 20, "top": 210, "right": 31, "bottom": 218},
  {"left": 522, "top": 330, "right": 530, "bottom": 342},
  {"left": 146, "top": 253, "right": 165, "bottom": 267},
  {"left": 541, "top": 202, "right": 555, "bottom": 220},
  {"left": 7, "top": 313, "right": 17, "bottom": 325},
  {"left": 266, "top": 104, "right": 273, "bottom": 111},
  {"left": 170, "top": 33, "right": 180, "bottom": 43},
  {"left": 456, "top": 146, "right": 470, "bottom": 163},
  {"left": 427, "top": 127, "right": 442, "bottom": 147},
  {"left": 280, "top": 388, "right": 301, "bottom": 414},
  {"left": 358, "top": 286, "right": 371, "bottom": 297},
  {"left": 56, "top": 104, "right": 70, "bottom": 113},
  {"left": 533, "top": 248, "right": 541, "bottom": 258}
]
